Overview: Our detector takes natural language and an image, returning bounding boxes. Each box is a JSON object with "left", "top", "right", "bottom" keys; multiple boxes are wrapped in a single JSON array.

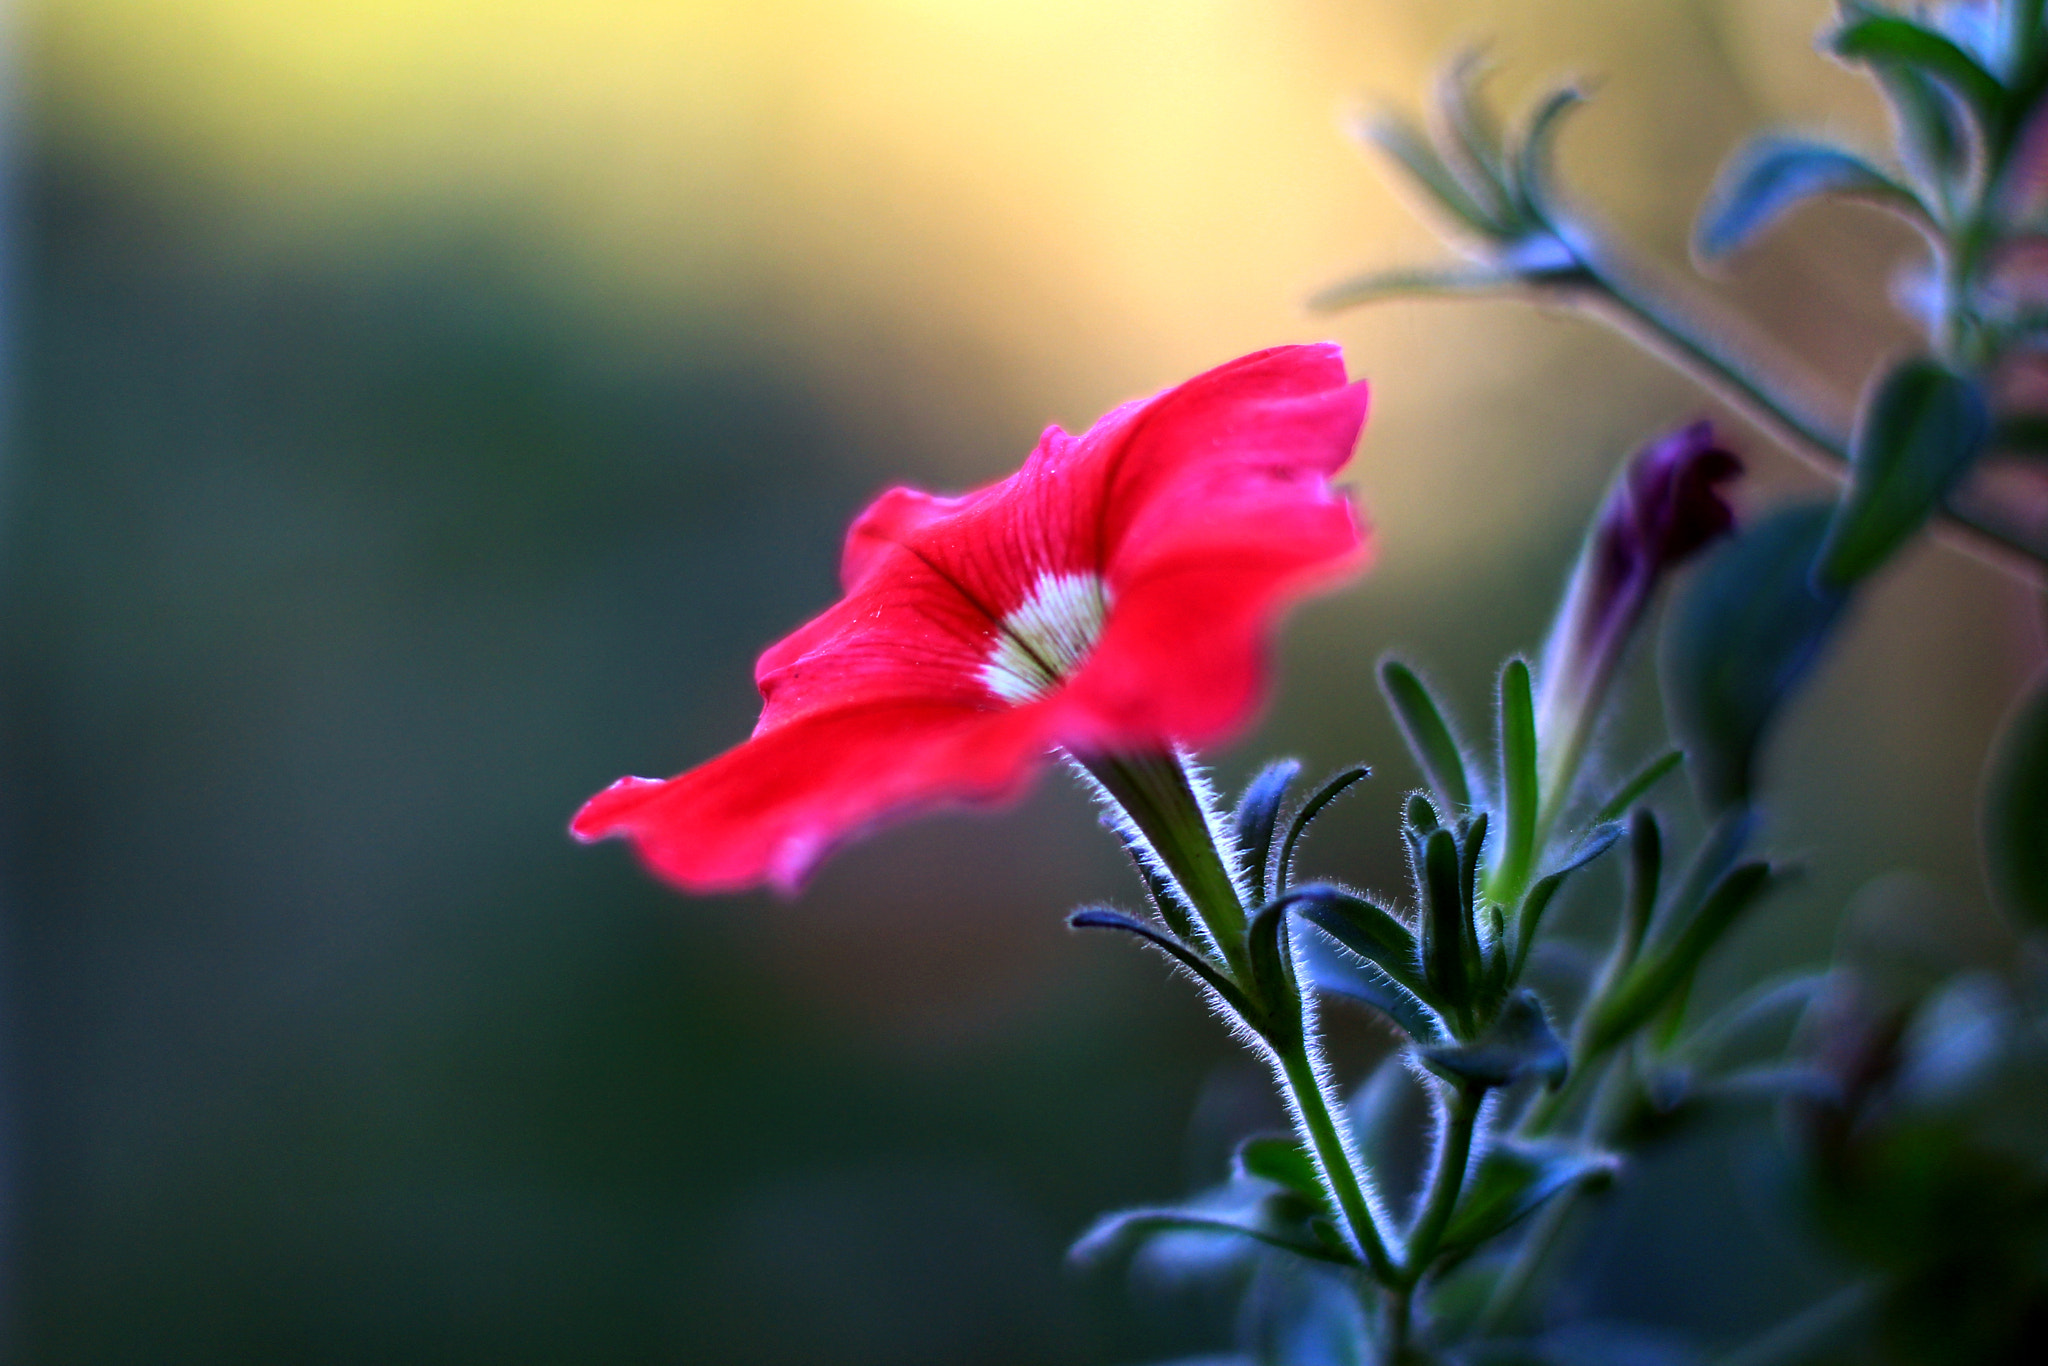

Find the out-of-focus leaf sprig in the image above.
[{"left": 1314, "top": 7, "right": 2048, "bottom": 579}]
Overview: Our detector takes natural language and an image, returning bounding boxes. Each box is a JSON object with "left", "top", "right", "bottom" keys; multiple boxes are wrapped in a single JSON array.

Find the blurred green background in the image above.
[{"left": 3, "top": 1, "right": 2042, "bottom": 1361}]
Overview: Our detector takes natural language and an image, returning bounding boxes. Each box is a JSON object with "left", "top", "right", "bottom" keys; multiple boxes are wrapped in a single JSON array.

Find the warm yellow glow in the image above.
[{"left": 31, "top": 0, "right": 1883, "bottom": 573}]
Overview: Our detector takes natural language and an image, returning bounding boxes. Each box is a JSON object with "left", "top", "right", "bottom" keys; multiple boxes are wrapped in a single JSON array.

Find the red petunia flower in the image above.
[{"left": 573, "top": 343, "right": 1371, "bottom": 894}]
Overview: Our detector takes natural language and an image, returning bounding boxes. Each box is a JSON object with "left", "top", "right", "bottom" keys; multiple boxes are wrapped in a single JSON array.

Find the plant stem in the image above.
[
  {"left": 1277, "top": 1038, "right": 1400, "bottom": 1283},
  {"left": 1401, "top": 1081, "right": 1483, "bottom": 1281},
  {"left": 1556, "top": 255, "right": 2048, "bottom": 580}
]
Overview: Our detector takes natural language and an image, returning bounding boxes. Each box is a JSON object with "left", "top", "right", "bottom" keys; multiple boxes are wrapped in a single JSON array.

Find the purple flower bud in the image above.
[{"left": 1537, "top": 421, "right": 1743, "bottom": 808}]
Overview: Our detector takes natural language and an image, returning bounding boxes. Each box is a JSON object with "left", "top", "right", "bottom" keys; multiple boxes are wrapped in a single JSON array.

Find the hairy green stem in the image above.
[
  {"left": 1087, "top": 751, "right": 1399, "bottom": 1283},
  {"left": 1402, "top": 1081, "right": 1483, "bottom": 1282},
  {"left": 1278, "top": 1039, "right": 1400, "bottom": 1283}
]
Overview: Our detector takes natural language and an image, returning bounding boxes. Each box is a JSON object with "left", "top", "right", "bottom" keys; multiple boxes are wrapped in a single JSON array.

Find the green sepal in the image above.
[
  {"left": 1661, "top": 504, "right": 1848, "bottom": 811},
  {"left": 1067, "top": 907, "right": 1255, "bottom": 1021},
  {"left": 1282, "top": 883, "right": 1427, "bottom": 999},
  {"left": 1421, "top": 826, "right": 1472, "bottom": 1014},
  {"left": 1405, "top": 790, "right": 1442, "bottom": 836},
  {"left": 1274, "top": 764, "right": 1372, "bottom": 893},
  {"left": 1498, "top": 658, "right": 1540, "bottom": 893},
  {"left": 1588, "top": 748, "right": 1683, "bottom": 828},
  {"left": 1584, "top": 861, "right": 1778, "bottom": 1054},
  {"left": 1101, "top": 816, "right": 1199, "bottom": 946},
  {"left": 1983, "top": 669, "right": 2048, "bottom": 931},
  {"left": 1419, "top": 988, "right": 1568, "bottom": 1090},
  {"left": 1233, "top": 758, "right": 1302, "bottom": 903},
  {"left": 1234, "top": 1134, "right": 1326, "bottom": 1205},
  {"left": 1379, "top": 658, "right": 1474, "bottom": 813},
  {"left": 1695, "top": 135, "right": 1925, "bottom": 260},
  {"left": 1816, "top": 360, "right": 1989, "bottom": 588},
  {"left": 1436, "top": 1139, "right": 1618, "bottom": 1265},
  {"left": 1246, "top": 899, "right": 1300, "bottom": 1045}
]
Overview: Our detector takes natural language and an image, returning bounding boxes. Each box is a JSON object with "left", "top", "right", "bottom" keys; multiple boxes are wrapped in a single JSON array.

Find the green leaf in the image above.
[
  {"left": 1069, "top": 1199, "right": 1356, "bottom": 1269},
  {"left": 1421, "top": 827, "right": 1472, "bottom": 1010},
  {"left": 1379, "top": 657, "right": 1475, "bottom": 812},
  {"left": 1588, "top": 749, "right": 1684, "bottom": 827},
  {"left": 1983, "top": 669, "right": 2048, "bottom": 931},
  {"left": 1234, "top": 1135, "right": 1326, "bottom": 1204},
  {"left": 1358, "top": 111, "right": 1511, "bottom": 236},
  {"left": 1507, "top": 821, "right": 1623, "bottom": 977},
  {"left": 1586, "top": 862, "right": 1778, "bottom": 1053},
  {"left": 1661, "top": 503, "right": 1849, "bottom": 810},
  {"left": 1513, "top": 83, "right": 1587, "bottom": 221},
  {"left": 1274, "top": 765, "right": 1372, "bottom": 892},
  {"left": 1284, "top": 883, "right": 1427, "bottom": 998},
  {"left": 1438, "top": 1139, "right": 1618, "bottom": 1261},
  {"left": 1307, "top": 265, "right": 1522, "bottom": 314},
  {"left": 1420, "top": 988, "right": 1568, "bottom": 1089},
  {"left": 1816, "top": 360, "right": 1989, "bottom": 587},
  {"left": 1067, "top": 907, "right": 1255, "bottom": 1020},
  {"left": 1233, "top": 758, "right": 1301, "bottom": 902},
  {"left": 1307, "top": 943, "right": 1442, "bottom": 1041},
  {"left": 1620, "top": 807, "right": 1662, "bottom": 966},
  {"left": 1102, "top": 817, "right": 1199, "bottom": 945},
  {"left": 1246, "top": 899, "right": 1298, "bottom": 1044},
  {"left": 1498, "top": 658, "right": 1540, "bottom": 891},
  {"left": 1871, "top": 61, "right": 1974, "bottom": 195},
  {"left": 1433, "top": 50, "right": 1518, "bottom": 229},
  {"left": 1696, "top": 136, "right": 1925, "bottom": 260},
  {"left": 1832, "top": 15, "right": 2008, "bottom": 143}
]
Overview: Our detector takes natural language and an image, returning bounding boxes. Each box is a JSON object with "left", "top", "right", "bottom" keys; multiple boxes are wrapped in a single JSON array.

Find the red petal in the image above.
[{"left": 572, "top": 699, "right": 1056, "bottom": 894}]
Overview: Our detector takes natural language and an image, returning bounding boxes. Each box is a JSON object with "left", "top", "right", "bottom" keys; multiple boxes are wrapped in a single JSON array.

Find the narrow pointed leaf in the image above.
[
  {"left": 1661, "top": 504, "right": 1849, "bottom": 810},
  {"left": 1275, "top": 765, "right": 1371, "bottom": 891},
  {"left": 1438, "top": 1140, "right": 1619, "bottom": 1261},
  {"left": 1434, "top": 51, "right": 1518, "bottom": 227},
  {"left": 1587, "top": 862, "right": 1777, "bottom": 1052},
  {"left": 1069, "top": 1202, "right": 1356, "bottom": 1269},
  {"left": 1307, "top": 943, "right": 1442, "bottom": 1042},
  {"left": 1420, "top": 989, "right": 1568, "bottom": 1089},
  {"left": 1498, "top": 658, "right": 1540, "bottom": 891},
  {"left": 1308, "top": 266, "right": 1521, "bottom": 314},
  {"left": 1620, "top": 807, "right": 1662, "bottom": 965},
  {"left": 1832, "top": 16, "right": 2007, "bottom": 138},
  {"left": 1816, "top": 360, "right": 1989, "bottom": 588},
  {"left": 1379, "top": 658, "right": 1474, "bottom": 811},
  {"left": 1359, "top": 112, "right": 1509, "bottom": 234},
  {"left": 1102, "top": 816, "right": 1199, "bottom": 945},
  {"left": 1068, "top": 907, "right": 1255, "bottom": 1020},
  {"left": 1285, "top": 883, "right": 1427, "bottom": 998},
  {"left": 1696, "top": 137, "right": 1925, "bottom": 260},
  {"left": 1247, "top": 900, "right": 1299, "bottom": 1044},
  {"left": 1513, "top": 84, "right": 1587, "bottom": 220},
  {"left": 1983, "top": 670, "right": 2048, "bottom": 931},
  {"left": 1872, "top": 61, "right": 1974, "bottom": 191},
  {"left": 1234, "top": 758, "right": 1302, "bottom": 902},
  {"left": 1422, "top": 827, "right": 1470, "bottom": 1009},
  {"left": 1588, "top": 749, "right": 1683, "bottom": 827},
  {"left": 1509, "top": 821, "right": 1622, "bottom": 975}
]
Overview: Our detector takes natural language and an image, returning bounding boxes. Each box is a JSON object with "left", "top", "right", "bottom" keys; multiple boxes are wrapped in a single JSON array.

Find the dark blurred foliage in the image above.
[{"left": 0, "top": 149, "right": 1276, "bottom": 1364}]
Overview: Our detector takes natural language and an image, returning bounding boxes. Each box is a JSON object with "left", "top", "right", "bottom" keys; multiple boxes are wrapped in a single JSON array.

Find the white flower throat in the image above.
[{"left": 980, "top": 571, "right": 1111, "bottom": 703}]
